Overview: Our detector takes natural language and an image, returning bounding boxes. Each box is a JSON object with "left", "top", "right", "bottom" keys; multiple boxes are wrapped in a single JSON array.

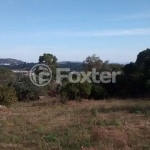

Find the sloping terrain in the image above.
[{"left": 0, "top": 99, "right": 150, "bottom": 150}]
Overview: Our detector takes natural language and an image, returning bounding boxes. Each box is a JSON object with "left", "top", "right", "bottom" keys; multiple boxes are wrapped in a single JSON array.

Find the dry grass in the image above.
[{"left": 0, "top": 98, "right": 150, "bottom": 150}]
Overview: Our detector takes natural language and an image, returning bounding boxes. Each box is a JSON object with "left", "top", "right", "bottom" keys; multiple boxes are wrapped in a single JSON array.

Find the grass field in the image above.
[{"left": 0, "top": 98, "right": 150, "bottom": 150}]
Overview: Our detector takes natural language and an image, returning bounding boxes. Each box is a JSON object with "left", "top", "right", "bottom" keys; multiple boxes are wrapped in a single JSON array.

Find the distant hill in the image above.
[
  {"left": 58, "top": 61, "right": 82, "bottom": 64},
  {"left": 0, "top": 58, "right": 24, "bottom": 66},
  {"left": 1, "top": 60, "right": 83, "bottom": 71},
  {"left": 58, "top": 61, "right": 83, "bottom": 71},
  {"left": 0, "top": 59, "right": 125, "bottom": 71}
]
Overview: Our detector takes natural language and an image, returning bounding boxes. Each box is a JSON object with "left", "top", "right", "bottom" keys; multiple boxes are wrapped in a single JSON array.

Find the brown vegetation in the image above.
[{"left": 0, "top": 98, "right": 150, "bottom": 150}]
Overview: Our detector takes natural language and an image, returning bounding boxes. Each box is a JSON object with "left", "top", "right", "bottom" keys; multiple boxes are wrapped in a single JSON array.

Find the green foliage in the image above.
[
  {"left": 83, "top": 54, "right": 103, "bottom": 71},
  {"left": 39, "top": 53, "right": 58, "bottom": 80},
  {"left": 124, "top": 62, "right": 138, "bottom": 75},
  {"left": 39, "top": 53, "right": 58, "bottom": 66},
  {"left": 45, "top": 133, "right": 57, "bottom": 142},
  {"left": 109, "top": 63, "right": 123, "bottom": 72},
  {"left": 136, "top": 48, "right": 150, "bottom": 70},
  {"left": 91, "top": 85, "right": 107, "bottom": 100},
  {"left": 143, "top": 144, "right": 150, "bottom": 150},
  {"left": 13, "top": 75, "right": 47, "bottom": 101},
  {"left": 0, "top": 67, "right": 16, "bottom": 84},
  {"left": 82, "top": 49, "right": 150, "bottom": 99},
  {"left": 0, "top": 85, "right": 17, "bottom": 107},
  {"left": 60, "top": 82, "right": 92, "bottom": 100},
  {"left": 60, "top": 91, "right": 68, "bottom": 104},
  {"left": 59, "top": 62, "right": 84, "bottom": 71},
  {"left": 90, "top": 107, "right": 98, "bottom": 117},
  {"left": 2, "top": 48, "right": 150, "bottom": 100},
  {"left": 145, "top": 111, "right": 150, "bottom": 117}
]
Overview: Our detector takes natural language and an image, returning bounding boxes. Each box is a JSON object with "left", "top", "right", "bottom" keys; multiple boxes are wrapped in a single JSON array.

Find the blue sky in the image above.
[{"left": 0, "top": 0, "right": 150, "bottom": 63}]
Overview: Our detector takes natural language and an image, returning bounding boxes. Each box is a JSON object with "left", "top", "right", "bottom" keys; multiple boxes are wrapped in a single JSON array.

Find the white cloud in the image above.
[
  {"left": 57, "top": 28, "right": 150, "bottom": 37},
  {"left": 1, "top": 28, "right": 150, "bottom": 38}
]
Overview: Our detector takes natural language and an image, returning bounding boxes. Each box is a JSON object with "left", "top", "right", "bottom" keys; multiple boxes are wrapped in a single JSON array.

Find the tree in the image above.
[
  {"left": 136, "top": 48, "right": 150, "bottom": 86},
  {"left": 136, "top": 48, "right": 150, "bottom": 70},
  {"left": 101, "top": 60, "right": 110, "bottom": 71},
  {"left": 39, "top": 53, "right": 58, "bottom": 70},
  {"left": 109, "top": 63, "right": 123, "bottom": 72},
  {"left": 39, "top": 53, "right": 58, "bottom": 80},
  {"left": 83, "top": 54, "right": 103, "bottom": 71},
  {"left": 124, "top": 62, "right": 137, "bottom": 75}
]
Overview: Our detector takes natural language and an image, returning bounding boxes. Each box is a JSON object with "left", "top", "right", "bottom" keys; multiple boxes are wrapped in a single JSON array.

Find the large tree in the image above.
[
  {"left": 83, "top": 54, "right": 103, "bottom": 71},
  {"left": 124, "top": 62, "right": 137, "bottom": 75},
  {"left": 136, "top": 48, "right": 150, "bottom": 70},
  {"left": 39, "top": 53, "right": 58, "bottom": 71}
]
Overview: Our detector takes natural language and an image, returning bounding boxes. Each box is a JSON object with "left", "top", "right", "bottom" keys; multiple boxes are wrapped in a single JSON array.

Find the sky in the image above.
[{"left": 0, "top": 0, "right": 150, "bottom": 63}]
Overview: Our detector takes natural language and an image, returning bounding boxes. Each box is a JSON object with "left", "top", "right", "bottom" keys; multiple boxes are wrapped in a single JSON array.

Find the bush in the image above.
[
  {"left": 60, "top": 91, "right": 68, "bottom": 104},
  {"left": 60, "top": 82, "right": 92, "bottom": 101},
  {"left": 13, "top": 75, "right": 47, "bottom": 101},
  {"left": 0, "top": 67, "right": 16, "bottom": 85},
  {"left": 0, "top": 85, "right": 17, "bottom": 107},
  {"left": 47, "top": 82, "right": 61, "bottom": 97},
  {"left": 91, "top": 85, "right": 107, "bottom": 100}
]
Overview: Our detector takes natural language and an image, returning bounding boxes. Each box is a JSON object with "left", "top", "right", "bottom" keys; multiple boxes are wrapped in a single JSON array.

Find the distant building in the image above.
[
  {"left": 0, "top": 63, "right": 11, "bottom": 66},
  {"left": 11, "top": 70, "right": 30, "bottom": 75}
]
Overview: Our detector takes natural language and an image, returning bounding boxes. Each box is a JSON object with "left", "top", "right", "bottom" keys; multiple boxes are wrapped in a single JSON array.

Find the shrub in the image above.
[
  {"left": 0, "top": 85, "right": 17, "bottom": 107},
  {"left": 60, "top": 91, "right": 68, "bottom": 104},
  {"left": 91, "top": 85, "right": 107, "bottom": 100},
  {"left": 90, "top": 108, "right": 98, "bottom": 117},
  {"left": 13, "top": 75, "right": 47, "bottom": 101},
  {"left": 0, "top": 67, "right": 16, "bottom": 85},
  {"left": 47, "top": 82, "right": 61, "bottom": 97},
  {"left": 60, "top": 82, "right": 92, "bottom": 101}
]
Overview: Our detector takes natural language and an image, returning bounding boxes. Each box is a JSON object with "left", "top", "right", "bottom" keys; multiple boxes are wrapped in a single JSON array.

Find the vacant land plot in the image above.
[{"left": 0, "top": 98, "right": 150, "bottom": 150}]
